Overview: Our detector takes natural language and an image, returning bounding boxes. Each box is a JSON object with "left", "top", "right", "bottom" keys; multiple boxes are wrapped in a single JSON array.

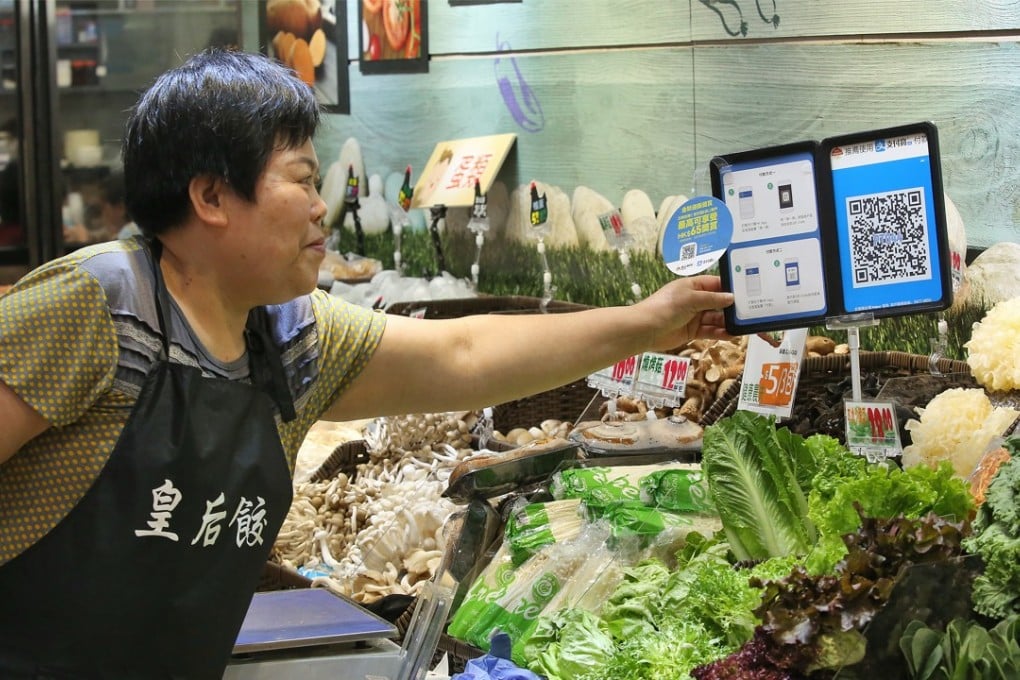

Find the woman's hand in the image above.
[{"left": 633, "top": 275, "right": 734, "bottom": 352}]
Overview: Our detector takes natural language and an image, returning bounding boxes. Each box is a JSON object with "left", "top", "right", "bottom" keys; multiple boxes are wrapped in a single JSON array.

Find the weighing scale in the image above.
[{"left": 223, "top": 588, "right": 404, "bottom": 679}]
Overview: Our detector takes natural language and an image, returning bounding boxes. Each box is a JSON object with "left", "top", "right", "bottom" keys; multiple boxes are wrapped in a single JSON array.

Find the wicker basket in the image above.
[
  {"left": 702, "top": 350, "right": 981, "bottom": 442},
  {"left": 700, "top": 377, "right": 743, "bottom": 427},
  {"left": 491, "top": 378, "right": 599, "bottom": 434},
  {"left": 801, "top": 350, "right": 970, "bottom": 377},
  {"left": 437, "top": 634, "right": 483, "bottom": 674}
]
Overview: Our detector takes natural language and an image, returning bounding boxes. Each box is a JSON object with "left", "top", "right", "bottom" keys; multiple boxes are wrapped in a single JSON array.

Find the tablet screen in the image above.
[
  {"left": 713, "top": 144, "right": 828, "bottom": 333},
  {"left": 826, "top": 126, "right": 949, "bottom": 315}
]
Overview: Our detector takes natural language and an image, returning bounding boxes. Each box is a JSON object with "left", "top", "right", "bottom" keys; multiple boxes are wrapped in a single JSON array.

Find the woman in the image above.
[{"left": 0, "top": 48, "right": 732, "bottom": 678}]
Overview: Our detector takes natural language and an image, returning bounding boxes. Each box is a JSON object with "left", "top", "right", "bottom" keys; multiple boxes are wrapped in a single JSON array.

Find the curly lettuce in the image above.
[
  {"left": 522, "top": 608, "right": 615, "bottom": 680},
  {"left": 964, "top": 454, "right": 1020, "bottom": 619},
  {"left": 805, "top": 460, "right": 974, "bottom": 574},
  {"left": 598, "top": 559, "right": 671, "bottom": 640}
]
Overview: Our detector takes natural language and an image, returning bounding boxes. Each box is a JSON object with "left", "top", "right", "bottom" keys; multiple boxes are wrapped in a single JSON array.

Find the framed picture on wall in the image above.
[
  {"left": 259, "top": 0, "right": 350, "bottom": 114},
  {"left": 359, "top": 0, "right": 428, "bottom": 75}
]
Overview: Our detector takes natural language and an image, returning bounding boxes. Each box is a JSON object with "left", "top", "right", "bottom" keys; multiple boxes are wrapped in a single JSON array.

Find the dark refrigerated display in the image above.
[{"left": 0, "top": 0, "right": 241, "bottom": 283}]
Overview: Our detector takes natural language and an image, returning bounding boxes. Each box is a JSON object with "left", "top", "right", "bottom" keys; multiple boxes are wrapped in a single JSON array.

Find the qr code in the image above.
[
  {"left": 845, "top": 188, "right": 930, "bottom": 287},
  {"left": 680, "top": 242, "right": 697, "bottom": 262}
]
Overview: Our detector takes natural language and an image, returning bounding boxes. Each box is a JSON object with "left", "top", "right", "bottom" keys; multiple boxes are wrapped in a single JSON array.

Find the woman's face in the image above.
[{"left": 224, "top": 138, "right": 328, "bottom": 305}]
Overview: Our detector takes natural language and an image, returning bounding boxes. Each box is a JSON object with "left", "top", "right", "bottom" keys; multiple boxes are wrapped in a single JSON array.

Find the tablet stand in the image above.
[
  {"left": 929, "top": 317, "right": 950, "bottom": 376},
  {"left": 825, "top": 313, "right": 879, "bottom": 400}
]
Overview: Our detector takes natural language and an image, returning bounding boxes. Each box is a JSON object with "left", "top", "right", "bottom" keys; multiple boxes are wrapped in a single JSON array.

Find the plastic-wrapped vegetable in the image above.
[
  {"left": 639, "top": 468, "right": 715, "bottom": 512},
  {"left": 550, "top": 463, "right": 700, "bottom": 507},
  {"left": 447, "top": 529, "right": 607, "bottom": 662},
  {"left": 504, "top": 499, "right": 583, "bottom": 566}
]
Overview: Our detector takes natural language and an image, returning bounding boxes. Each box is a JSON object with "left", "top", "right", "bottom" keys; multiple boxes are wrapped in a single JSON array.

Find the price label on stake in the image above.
[
  {"left": 758, "top": 362, "right": 798, "bottom": 407},
  {"left": 612, "top": 355, "right": 639, "bottom": 383},
  {"left": 634, "top": 352, "right": 691, "bottom": 406},
  {"left": 844, "top": 400, "right": 902, "bottom": 461},
  {"left": 588, "top": 354, "right": 641, "bottom": 398}
]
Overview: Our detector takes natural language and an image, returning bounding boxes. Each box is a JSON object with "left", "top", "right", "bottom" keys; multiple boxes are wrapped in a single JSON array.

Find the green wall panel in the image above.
[
  {"left": 691, "top": 40, "right": 1020, "bottom": 246},
  {"left": 346, "top": 0, "right": 693, "bottom": 57},
  {"left": 342, "top": 1, "right": 1020, "bottom": 54},
  {"left": 689, "top": 0, "right": 1020, "bottom": 41},
  {"left": 319, "top": 47, "right": 696, "bottom": 208},
  {"left": 285, "top": 2, "right": 1020, "bottom": 248}
]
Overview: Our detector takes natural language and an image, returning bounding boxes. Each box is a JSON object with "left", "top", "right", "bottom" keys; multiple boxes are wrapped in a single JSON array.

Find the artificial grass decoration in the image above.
[{"left": 330, "top": 225, "right": 983, "bottom": 359}]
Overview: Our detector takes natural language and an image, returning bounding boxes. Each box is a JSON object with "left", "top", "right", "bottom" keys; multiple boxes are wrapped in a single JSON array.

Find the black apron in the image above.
[{"left": 0, "top": 242, "right": 297, "bottom": 679}]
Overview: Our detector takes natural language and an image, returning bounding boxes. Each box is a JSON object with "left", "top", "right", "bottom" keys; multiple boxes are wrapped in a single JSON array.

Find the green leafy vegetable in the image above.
[
  {"left": 805, "top": 460, "right": 973, "bottom": 574},
  {"left": 585, "top": 619, "right": 732, "bottom": 680},
  {"left": 964, "top": 455, "right": 1020, "bottom": 619},
  {"left": 599, "top": 559, "right": 671, "bottom": 640},
  {"left": 701, "top": 412, "right": 818, "bottom": 561},
  {"left": 659, "top": 549, "right": 763, "bottom": 648},
  {"left": 521, "top": 608, "right": 615, "bottom": 680},
  {"left": 900, "top": 616, "right": 1020, "bottom": 679},
  {"left": 697, "top": 509, "right": 969, "bottom": 678},
  {"left": 595, "top": 534, "right": 797, "bottom": 679}
]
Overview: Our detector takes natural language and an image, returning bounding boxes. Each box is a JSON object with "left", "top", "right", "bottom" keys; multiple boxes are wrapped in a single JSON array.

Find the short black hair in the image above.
[{"left": 122, "top": 48, "right": 321, "bottom": 236}]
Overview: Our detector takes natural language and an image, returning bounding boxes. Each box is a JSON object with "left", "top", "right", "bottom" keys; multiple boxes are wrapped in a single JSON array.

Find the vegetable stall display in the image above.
[
  {"left": 441, "top": 412, "right": 1020, "bottom": 679},
  {"left": 264, "top": 296, "right": 1020, "bottom": 677}
]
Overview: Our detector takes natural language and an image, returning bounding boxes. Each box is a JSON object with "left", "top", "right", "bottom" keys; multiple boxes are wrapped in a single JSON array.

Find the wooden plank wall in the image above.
[{"left": 251, "top": 1, "right": 1020, "bottom": 249}]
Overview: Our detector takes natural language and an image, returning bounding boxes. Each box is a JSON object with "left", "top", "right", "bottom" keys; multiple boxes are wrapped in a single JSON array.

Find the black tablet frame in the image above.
[{"left": 709, "top": 122, "right": 952, "bottom": 336}]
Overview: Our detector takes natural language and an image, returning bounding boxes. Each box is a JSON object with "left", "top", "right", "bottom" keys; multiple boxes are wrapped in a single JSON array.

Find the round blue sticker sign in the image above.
[{"left": 660, "top": 196, "right": 733, "bottom": 276}]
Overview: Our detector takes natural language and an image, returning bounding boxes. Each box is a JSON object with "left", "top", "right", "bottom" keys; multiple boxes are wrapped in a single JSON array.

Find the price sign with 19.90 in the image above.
[{"left": 758, "top": 362, "right": 798, "bottom": 407}]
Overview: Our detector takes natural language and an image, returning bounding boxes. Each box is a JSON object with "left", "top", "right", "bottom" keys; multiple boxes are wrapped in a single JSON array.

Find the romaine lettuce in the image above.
[{"left": 702, "top": 412, "right": 818, "bottom": 561}]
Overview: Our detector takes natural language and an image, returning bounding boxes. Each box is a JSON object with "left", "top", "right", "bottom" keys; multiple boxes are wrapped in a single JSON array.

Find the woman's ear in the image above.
[{"left": 188, "top": 175, "right": 229, "bottom": 228}]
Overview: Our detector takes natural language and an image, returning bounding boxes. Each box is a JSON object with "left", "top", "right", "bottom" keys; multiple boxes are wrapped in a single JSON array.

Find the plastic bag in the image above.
[{"left": 451, "top": 632, "right": 542, "bottom": 680}]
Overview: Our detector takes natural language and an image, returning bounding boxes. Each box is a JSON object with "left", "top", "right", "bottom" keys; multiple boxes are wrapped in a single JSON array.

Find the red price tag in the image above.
[
  {"left": 758, "top": 362, "right": 797, "bottom": 406},
  {"left": 661, "top": 357, "right": 689, "bottom": 391},
  {"left": 611, "top": 355, "right": 638, "bottom": 383}
]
